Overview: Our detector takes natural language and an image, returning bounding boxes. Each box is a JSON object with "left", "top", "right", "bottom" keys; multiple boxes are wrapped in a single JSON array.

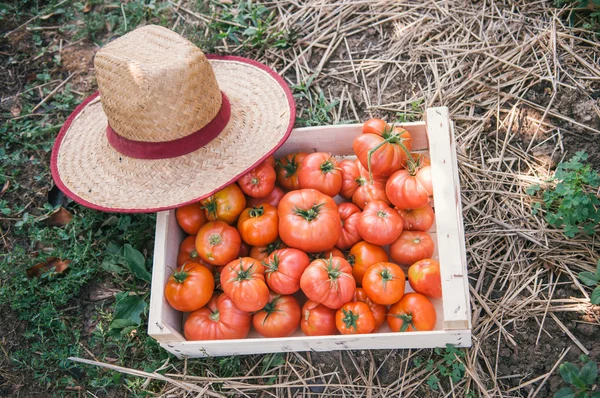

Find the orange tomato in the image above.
[
  {"left": 353, "top": 287, "right": 386, "bottom": 331},
  {"left": 220, "top": 257, "right": 269, "bottom": 312},
  {"left": 252, "top": 293, "right": 301, "bottom": 338},
  {"left": 195, "top": 221, "right": 241, "bottom": 266},
  {"left": 237, "top": 204, "right": 279, "bottom": 247},
  {"left": 301, "top": 299, "right": 337, "bottom": 336},
  {"left": 201, "top": 183, "right": 246, "bottom": 225},
  {"left": 336, "top": 301, "right": 375, "bottom": 335},
  {"left": 362, "top": 262, "right": 406, "bottom": 305},
  {"left": 397, "top": 205, "right": 435, "bottom": 232},
  {"left": 165, "top": 262, "right": 214, "bottom": 312},
  {"left": 347, "top": 241, "right": 389, "bottom": 286},
  {"left": 408, "top": 259, "right": 442, "bottom": 299},
  {"left": 176, "top": 203, "right": 208, "bottom": 235},
  {"left": 298, "top": 153, "right": 342, "bottom": 197},
  {"left": 276, "top": 152, "right": 307, "bottom": 191},
  {"left": 387, "top": 292, "right": 436, "bottom": 332}
]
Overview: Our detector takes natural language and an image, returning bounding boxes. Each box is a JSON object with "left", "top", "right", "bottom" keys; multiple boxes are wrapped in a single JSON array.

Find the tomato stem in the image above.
[
  {"left": 366, "top": 125, "right": 412, "bottom": 182},
  {"left": 325, "top": 256, "right": 341, "bottom": 280},
  {"left": 277, "top": 155, "right": 300, "bottom": 178},
  {"left": 320, "top": 159, "right": 335, "bottom": 174},
  {"left": 391, "top": 312, "right": 416, "bottom": 332},
  {"left": 342, "top": 308, "right": 359, "bottom": 331},
  {"left": 379, "top": 268, "right": 394, "bottom": 290},
  {"left": 264, "top": 253, "right": 280, "bottom": 274},
  {"left": 190, "top": 250, "right": 198, "bottom": 259},
  {"left": 172, "top": 269, "right": 189, "bottom": 283},
  {"left": 201, "top": 198, "right": 218, "bottom": 219},
  {"left": 234, "top": 259, "right": 257, "bottom": 281},
  {"left": 209, "top": 309, "right": 220, "bottom": 322},
  {"left": 209, "top": 234, "right": 222, "bottom": 246},
  {"left": 249, "top": 206, "right": 264, "bottom": 218},
  {"left": 376, "top": 210, "right": 388, "bottom": 219},
  {"left": 250, "top": 177, "right": 259, "bottom": 186},
  {"left": 293, "top": 203, "right": 324, "bottom": 222}
]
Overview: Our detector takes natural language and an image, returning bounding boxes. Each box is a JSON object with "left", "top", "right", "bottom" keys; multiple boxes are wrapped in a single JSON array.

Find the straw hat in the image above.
[{"left": 51, "top": 25, "right": 295, "bottom": 212}]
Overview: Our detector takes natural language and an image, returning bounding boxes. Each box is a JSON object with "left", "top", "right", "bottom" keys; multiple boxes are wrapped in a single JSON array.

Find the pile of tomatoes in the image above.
[{"left": 165, "top": 118, "right": 441, "bottom": 340}]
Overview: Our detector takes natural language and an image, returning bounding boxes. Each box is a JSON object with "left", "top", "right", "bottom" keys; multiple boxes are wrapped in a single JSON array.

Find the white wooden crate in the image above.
[{"left": 148, "top": 107, "right": 471, "bottom": 358}]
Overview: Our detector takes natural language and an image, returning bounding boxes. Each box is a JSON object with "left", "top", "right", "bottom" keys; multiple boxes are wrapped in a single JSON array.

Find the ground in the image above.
[{"left": 1, "top": 0, "right": 599, "bottom": 397}]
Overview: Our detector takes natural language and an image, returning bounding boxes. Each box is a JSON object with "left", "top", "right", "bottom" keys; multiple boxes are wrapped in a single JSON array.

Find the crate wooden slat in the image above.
[{"left": 148, "top": 107, "right": 471, "bottom": 358}]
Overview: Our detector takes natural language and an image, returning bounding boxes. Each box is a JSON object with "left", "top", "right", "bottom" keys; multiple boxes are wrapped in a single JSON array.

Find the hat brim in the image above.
[{"left": 50, "top": 55, "right": 295, "bottom": 213}]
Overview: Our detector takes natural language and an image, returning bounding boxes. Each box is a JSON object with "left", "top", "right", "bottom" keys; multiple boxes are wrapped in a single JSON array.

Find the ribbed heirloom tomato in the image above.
[
  {"left": 238, "top": 161, "right": 277, "bottom": 198},
  {"left": 353, "top": 119, "right": 412, "bottom": 178},
  {"left": 397, "top": 205, "right": 435, "bottom": 232},
  {"left": 298, "top": 152, "right": 342, "bottom": 197},
  {"left": 237, "top": 204, "right": 279, "bottom": 247},
  {"left": 300, "top": 300, "right": 337, "bottom": 336},
  {"left": 336, "top": 302, "right": 375, "bottom": 335},
  {"left": 278, "top": 189, "right": 341, "bottom": 253},
  {"left": 357, "top": 200, "right": 404, "bottom": 246},
  {"left": 220, "top": 257, "right": 269, "bottom": 312},
  {"left": 408, "top": 259, "right": 442, "bottom": 299},
  {"left": 252, "top": 293, "right": 301, "bottom": 338},
  {"left": 362, "top": 262, "right": 406, "bottom": 305},
  {"left": 201, "top": 183, "right": 246, "bottom": 225},
  {"left": 347, "top": 241, "right": 389, "bottom": 286},
  {"left": 339, "top": 159, "right": 361, "bottom": 199},
  {"left": 353, "top": 161, "right": 389, "bottom": 209},
  {"left": 264, "top": 248, "right": 310, "bottom": 295},
  {"left": 387, "top": 292, "right": 436, "bottom": 332},
  {"left": 165, "top": 262, "right": 214, "bottom": 312},
  {"left": 336, "top": 202, "right": 362, "bottom": 250},
  {"left": 389, "top": 231, "right": 435, "bottom": 267},
  {"left": 300, "top": 256, "right": 356, "bottom": 309},
  {"left": 195, "top": 221, "right": 241, "bottom": 266},
  {"left": 246, "top": 186, "right": 285, "bottom": 209},
  {"left": 184, "top": 294, "right": 251, "bottom": 340},
  {"left": 276, "top": 152, "right": 307, "bottom": 191},
  {"left": 353, "top": 287, "right": 386, "bottom": 331},
  {"left": 176, "top": 202, "right": 207, "bottom": 235},
  {"left": 250, "top": 238, "right": 287, "bottom": 262},
  {"left": 386, "top": 164, "right": 433, "bottom": 210},
  {"left": 308, "top": 247, "right": 344, "bottom": 262}
]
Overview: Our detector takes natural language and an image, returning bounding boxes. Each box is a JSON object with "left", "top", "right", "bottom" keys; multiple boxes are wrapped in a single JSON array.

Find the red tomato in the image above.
[
  {"left": 220, "top": 257, "right": 269, "bottom": 312},
  {"left": 389, "top": 231, "right": 435, "bottom": 267},
  {"left": 335, "top": 301, "right": 375, "bottom": 334},
  {"left": 264, "top": 248, "right": 310, "bottom": 295},
  {"left": 176, "top": 203, "right": 208, "bottom": 235},
  {"left": 412, "top": 153, "right": 431, "bottom": 167},
  {"left": 387, "top": 292, "right": 436, "bottom": 332},
  {"left": 298, "top": 153, "right": 342, "bottom": 197},
  {"left": 300, "top": 299, "right": 337, "bottom": 336},
  {"left": 246, "top": 186, "right": 285, "bottom": 209},
  {"left": 386, "top": 168, "right": 431, "bottom": 209},
  {"left": 362, "top": 262, "right": 406, "bottom": 305},
  {"left": 353, "top": 179, "right": 389, "bottom": 210},
  {"left": 397, "top": 205, "right": 435, "bottom": 232},
  {"left": 357, "top": 200, "right": 404, "bottom": 246},
  {"left": 339, "top": 159, "right": 361, "bottom": 199},
  {"left": 165, "top": 262, "right": 214, "bottom": 312},
  {"left": 238, "top": 162, "right": 277, "bottom": 199},
  {"left": 237, "top": 204, "right": 279, "bottom": 247},
  {"left": 201, "top": 184, "right": 246, "bottom": 225},
  {"left": 184, "top": 293, "right": 251, "bottom": 340},
  {"left": 276, "top": 152, "right": 307, "bottom": 191},
  {"left": 177, "top": 235, "right": 200, "bottom": 267},
  {"left": 195, "top": 221, "right": 241, "bottom": 266},
  {"left": 336, "top": 203, "right": 362, "bottom": 250},
  {"left": 408, "top": 259, "right": 442, "bottom": 299},
  {"left": 264, "top": 155, "right": 276, "bottom": 169},
  {"left": 252, "top": 293, "right": 301, "bottom": 338},
  {"left": 353, "top": 287, "right": 386, "bottom": 331},
  {"left": 362, "top": 118, "right": 388, "bottom": 135},
  {"left": 308, "top": 247, "right": 344, "bottom": 262},
  {"left": 347, "top": 241, "right": 389, "bottom": 286},
  {"left": 278, "top": 189, "right": 341, "bottom": 253},
  {"left": 353, "top": 124, "right": 412, "bottom": 178},
  {"left": 250, "top": 238, "right": 287, "bottom": 263},
  {"left": 300, "top": 257, "right": 356, "bottom": 309},
  {"left": 238, "top": 241, "right": 251, "bottom": 258}
]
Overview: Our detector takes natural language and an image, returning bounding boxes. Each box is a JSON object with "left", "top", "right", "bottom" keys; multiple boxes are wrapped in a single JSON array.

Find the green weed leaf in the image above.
[
  {"left": 110, "top": 293, "right": 147, "bottom": 331},
  {"left": 561, "top": 363, "right": 581, "bottom": 385},
  {"left": 554, "top": 388, "right": 576, "bottom": 398},
  {"left": 591, "top": 286, "right": 600, "bottom": 305},
  {"left": 580, "top": 361, "right": 598, "bottom": 386},
  {"left": 579, "top": 272, "right": 599, "bottom": 286},
  {"left": 123, "top": 244, "right": 151, "bottom": 282}
]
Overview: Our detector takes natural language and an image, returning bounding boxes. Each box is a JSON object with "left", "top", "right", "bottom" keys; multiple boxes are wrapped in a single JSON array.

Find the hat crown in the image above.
[{"left": 94, "top": 25, "right": 222, "bottom": 143}]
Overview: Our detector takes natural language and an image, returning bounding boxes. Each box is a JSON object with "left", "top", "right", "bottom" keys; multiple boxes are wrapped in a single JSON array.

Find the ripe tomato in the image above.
[
  {"left": 237, "top": 204, "right": 279, "bottom": 247},
  {"left": 250, "top": 238, "right": 287, "bottom": 263},
  {"left": 353, "top": 179, "right": 389, "bottom": 210},
  {"left": 387, "top": 292, "right": 436, "bottom": 332},
  {"left": 386, "top": 168, "right": 431, "bottom": 210},
  {"left": 276, "top": 152, "right": 307, "bottom": 191},
  {"left": 195, "top": 221, "right": 241, "bottom": 266},
  {"left": 252, "top": 293, "right": 301, "bottom": 338},
  {"left": 308, "top": 247, "right": 344, "bottom": 262},
  {"left": 176, "top": 203, "right": 208, "bottom": 235},
  {"left": 362, "top": 118, "right": 388, "bottom": 135},
  {"left": 165, "top": 262, "right": 214, "bottom": 312},
  {"left": 278, "top": 189, "right": 341, "bottom": 253},
  {"left": 397, "top": 205, "right": 435, "bottom": 232},
  {"left": 412, "top": 153, "right": 431, "bottom": 167},
  {"left": 238, "top": 241, "right": 251, "bottom": 258},
  {"left": 357, "top": 200, "right": 404, "bottom": 246},
  {"left": 353, "top": 287, "right": 386, "bottom": 331},
  {"left": 264, "top": 248, "right": 310, "bottom": 295},
  {"left": 264, "top": 155, "right": 276, "bottom": 169},
  {"left": 184, "top": 293, "right": 251, "bottom": 340},
  {"left": 347, "top": 241, "right": 389, "bottom": 286},
  {"left": 220, "top": 257, "right": 269, "bottom": 312},
  {"left": 177, "top": 235, "right": 199, "bottom": 267},
  {"left": 362, "top": 262, "right": 406, "bottom": 305},
  {"left": 389, "top": 231, "right": 434, "bottom": 267},
  {"left": 353, "top": 125, "right": 412, "bottom": 178},
  {"left": 335, "top": 301, "right": 375, "bottom": 335},
  {"left": 336, "top": 203, "right": 362, "bottom": 250},
  {"left": 238, "top": 162, "right": 277, "bottom": 199},
  {"left": 300, "top": 257, "right": 356, "bottom": 309},
  {"left": 300, "top": 299, "right": 337, "bottom": 336},
  {"left": 201, "top": 183, "right": 246, "bottom": 225},
  {"left": 339, "top": 159, "right": 361, "bottom": 199},
  {"left": 408, "top": 259, "right": 442, "bottom": 299},
  {"left": 246, "top": 186, "right": 285, "bottom": 209},
  {"left": 298, "top": 153, "right": 342, "bottom": 197}
]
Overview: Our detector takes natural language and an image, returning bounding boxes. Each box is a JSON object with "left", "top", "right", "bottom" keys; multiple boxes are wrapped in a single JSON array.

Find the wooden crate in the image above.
[{"left": 148, "top": 107, "right": 471, "bottom": 358}]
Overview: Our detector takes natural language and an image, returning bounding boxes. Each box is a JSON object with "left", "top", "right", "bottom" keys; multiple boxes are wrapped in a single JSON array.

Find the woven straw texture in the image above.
[
  {"left": 94, "top": 25, "right": 221, "bottom": 142},
  {"left": 54, "top": 59, "right": 292, "bottom": 210}
]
